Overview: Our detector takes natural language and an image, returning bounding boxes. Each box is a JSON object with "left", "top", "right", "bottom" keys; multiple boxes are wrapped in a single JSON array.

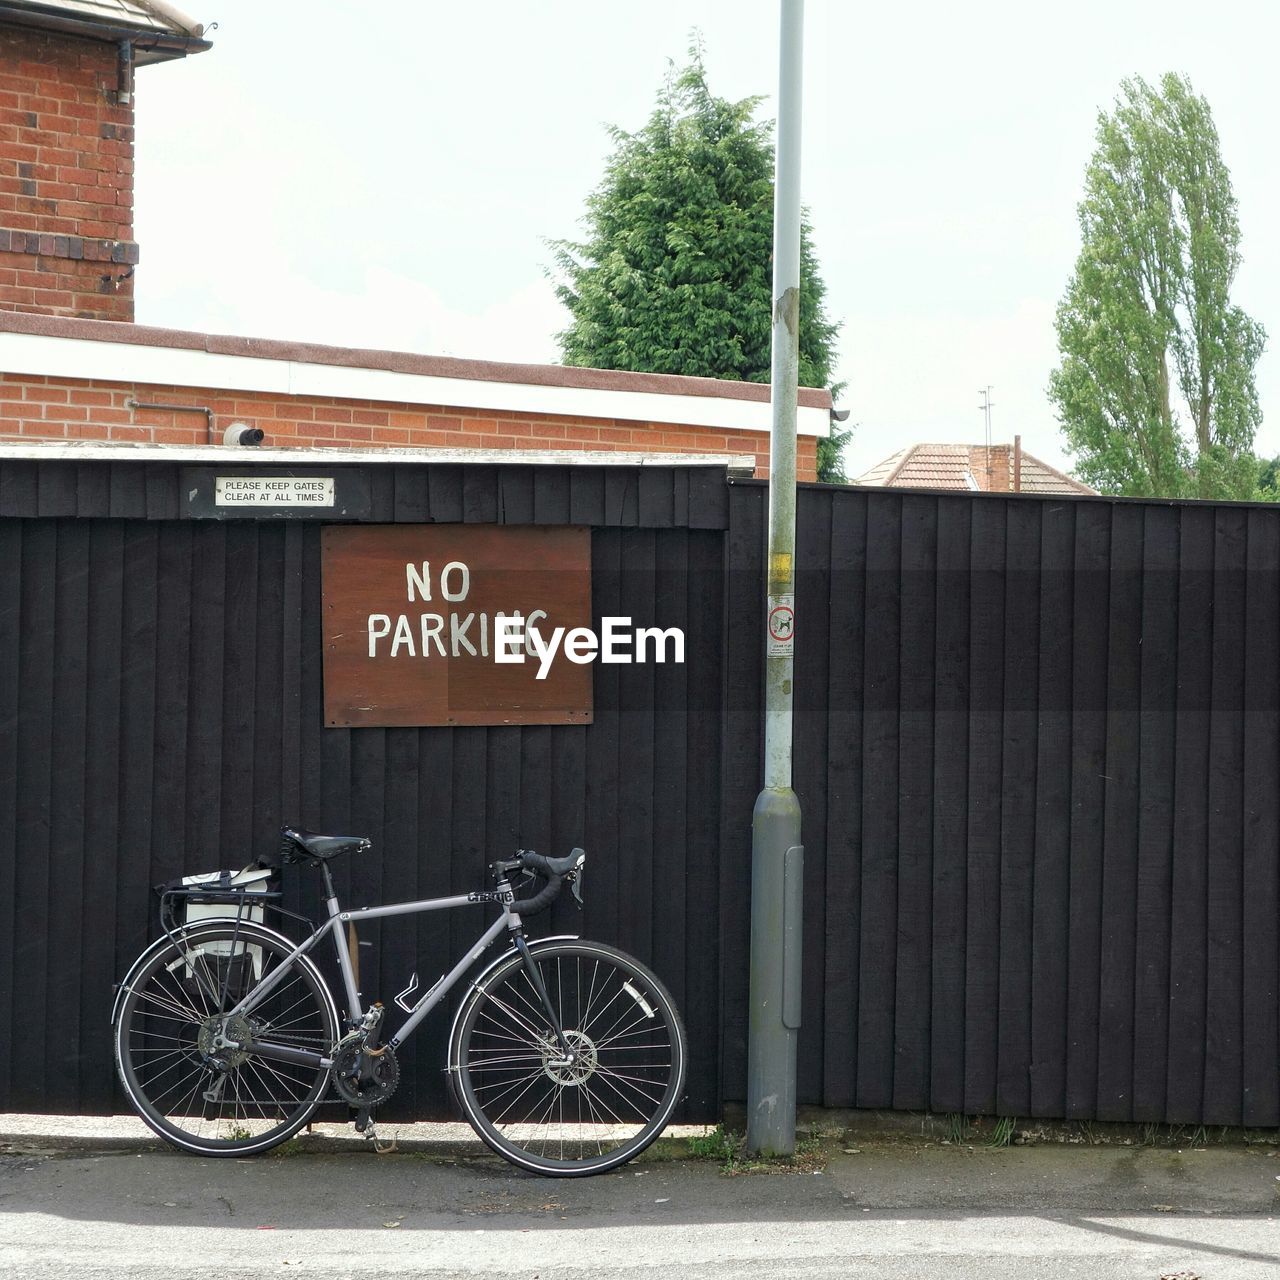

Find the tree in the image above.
[
  {"left": 1049, "top": 73, "right": 1266, "bottom": 499},
  {"left": 550, "top": 46, "right": 846, "bottom": 481},
  {"left": 1256, "top": 454, "right": 1280, "bottom": 501}
]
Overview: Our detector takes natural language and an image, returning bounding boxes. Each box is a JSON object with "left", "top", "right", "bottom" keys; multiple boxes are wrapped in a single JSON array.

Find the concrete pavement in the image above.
[{"left": 2, "top": 1116, "right": 1279, "bottom": 1278}]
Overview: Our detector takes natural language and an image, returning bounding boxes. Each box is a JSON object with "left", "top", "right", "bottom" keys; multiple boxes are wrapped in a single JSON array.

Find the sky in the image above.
[{"left": 133, "top": 0, "right": 1280, "bottom": 480}]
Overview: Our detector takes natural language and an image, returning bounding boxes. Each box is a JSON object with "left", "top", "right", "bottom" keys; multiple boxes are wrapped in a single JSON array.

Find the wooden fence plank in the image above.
[
  {"left": 45, "top": 521, "right": 89, "bottom": 1111},
  {"left": 1132, "top": 505, "right": 1179, "bottom": 1122},
  {"left": 78, "top": 522, "right": 124, "bottom": 1110},
  {"left": 719, "top": 485, "right": 764, "bottom": 1101},
  {"left": 0, "top": 524, "right": 21, "bottom": 1104},
  {"left": 684, "top": 528, "right": 724, "bottom": 1114},
  {"left": 856, "top": 494, "right": 901, "bottom": 1108},
  {"left": 795, "top": 491, "right": 833, "bottom": 1104},
  {"left": 616, "top": 529, "right": 656, "bottom": 962},
  {"left": 1241, "top": 508, "right": 1280, "bottom": 1127},
  {"left": 1029, "top": 500, "right": 1074, "bottom": 1117},
  {"left": 1203, "top": 508, "right": 1247, "bottom": 1126},
  {"left": 929, "top": 496, "right": 971, "bottom": 1114},
  {"left": 1096, "top": 503, "right": 1143, "bottom": 1121},
  {"left": 12, "top": 522, "right": 55, "bottom": 1107},
  {"left": 1166, "top": 506, "right": 1214, "bottom": 1123},
  {"left": 893, "top": 494, "right": 936, "bottom": 1111},
  {"left": 584, "top": 529, "right": 623, "bottom": 950},
  {"left": 996, "top": 499, "right": 1040, "bottom": 1117},
  {"left": 822, "top": 490, "right": 866, "bottom": 1108},
  {"left": 652, "top": 529, "right": 690, "bottom": 1045},
  {"left": 963, "top": 499, "right": 1005, "bottom": 1115},
  {"left": 1064, "top": 502, "right": 1110, "bottom": 1119}
]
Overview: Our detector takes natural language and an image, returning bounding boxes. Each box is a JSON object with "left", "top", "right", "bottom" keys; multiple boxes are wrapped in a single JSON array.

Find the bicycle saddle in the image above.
[{"left": 280, "top": 826, "right": 371, "bottom": 863}]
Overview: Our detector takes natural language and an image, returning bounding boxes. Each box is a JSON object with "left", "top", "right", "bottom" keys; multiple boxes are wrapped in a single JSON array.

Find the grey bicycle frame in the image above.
[{"left": 223, "top": 884, "right": 523, "bottom": 1068}]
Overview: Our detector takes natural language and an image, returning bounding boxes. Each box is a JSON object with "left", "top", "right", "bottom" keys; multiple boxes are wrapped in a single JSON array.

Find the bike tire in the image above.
[
  {"left": 449, "top": 939, "right": 687, "bottom": 1176},
  {"left": 114, "top": 921, "right": 339, "bottom": 1156}
]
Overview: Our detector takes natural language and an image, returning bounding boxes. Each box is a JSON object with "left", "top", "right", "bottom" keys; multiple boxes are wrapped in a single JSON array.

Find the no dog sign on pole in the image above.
[{"left": 767, "top": 595, "right": 795, "bottom": 657}]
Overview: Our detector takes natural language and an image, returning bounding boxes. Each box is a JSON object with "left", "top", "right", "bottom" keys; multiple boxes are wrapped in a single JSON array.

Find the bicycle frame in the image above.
[{"left": 218, "top": 863, "right": 536, "bottom": 1072}]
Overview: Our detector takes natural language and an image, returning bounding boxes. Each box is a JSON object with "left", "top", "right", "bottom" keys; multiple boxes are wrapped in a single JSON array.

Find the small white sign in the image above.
[
  {"left": 767, "top": 594, "right": 795, "bottom": 657},
  {"left": 215, "top": 476, "right": 335, "bottom": 507}
]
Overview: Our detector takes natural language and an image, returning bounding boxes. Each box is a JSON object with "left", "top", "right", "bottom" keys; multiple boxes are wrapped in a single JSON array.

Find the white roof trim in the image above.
[
  {"left": 0, "top": 441, "right": 756, "bottom": 471},
  {"left": 0, "top": 331, "right": 831, "bottom": 437}
]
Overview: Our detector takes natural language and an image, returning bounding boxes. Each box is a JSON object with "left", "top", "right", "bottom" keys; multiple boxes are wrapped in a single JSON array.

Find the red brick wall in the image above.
[
  {"left": 0, "top": 373, "right": 818, "bottom": 481},
  {"left": 969, "top": 444, "right": 1010, "bottom": 492},
  {"left": 0, "top": 27, "right": 136, "bottom": 321}
]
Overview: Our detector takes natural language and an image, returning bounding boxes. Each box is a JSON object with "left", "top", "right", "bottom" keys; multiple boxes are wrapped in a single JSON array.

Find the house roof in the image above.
[
  {"left": 854, "top": 442, "right": 1096, "bottom": 496},
  {"left": 1003, "top": 452, "right": 1097, "bottom": 495},
  {"left": 0, "top": 310, "right": 834, "bottom": 437},
  {"left": 0, "top": 1, "right": 211, "bottom": 60},
  {"left": 0, "top": 440, "right": 758, "bottom": 474}
]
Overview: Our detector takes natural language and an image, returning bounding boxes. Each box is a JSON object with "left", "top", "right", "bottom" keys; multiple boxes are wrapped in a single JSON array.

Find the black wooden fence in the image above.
[
  {"left": 1, "top": 454, "right": 1277, "bottom": 1128},
  {"left": 0, "top": 458, "right": 727, "bottom": 1122},
  {"left": 721, "top": 482, "right": 1280, "bottom": 1128}
]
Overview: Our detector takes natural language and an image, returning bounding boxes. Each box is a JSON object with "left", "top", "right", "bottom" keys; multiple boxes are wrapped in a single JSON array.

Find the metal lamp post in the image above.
[{"left": 745, "top": 0, "right": 805, "bottom": 1158}]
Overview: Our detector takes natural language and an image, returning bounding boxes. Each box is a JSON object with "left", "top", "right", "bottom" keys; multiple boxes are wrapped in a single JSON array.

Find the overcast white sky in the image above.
[{"left": 133, "top": 0, "right": 1280, "bottom": 479}]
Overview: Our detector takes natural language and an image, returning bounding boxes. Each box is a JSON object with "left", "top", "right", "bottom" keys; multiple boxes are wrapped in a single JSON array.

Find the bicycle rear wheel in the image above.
[
  {"left": 114, "top": 922, "right": 338, "bottom": 1156},
  {"left": 449, "top": 939, "right": 687, "bottom": 1176}
]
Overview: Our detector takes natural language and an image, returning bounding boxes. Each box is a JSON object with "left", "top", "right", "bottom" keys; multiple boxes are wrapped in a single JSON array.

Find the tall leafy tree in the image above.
[
  {"left": 1256, "top": 454, "right": 1280, "bottom": 501},
  {"left": 550, "top": 47, "right": 846, "bottom": 481},
  {"left": 1050, "top": 73, "right": 1266, "bottom": 499}
]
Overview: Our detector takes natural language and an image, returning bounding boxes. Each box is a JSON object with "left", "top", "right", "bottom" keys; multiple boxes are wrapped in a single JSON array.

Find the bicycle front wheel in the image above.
[
  {"left": 114, "top": 922, "right": 339, "bottom": 1156},
  {"left": 449, "top": 939, "right": 687, "bottom": 1176}
]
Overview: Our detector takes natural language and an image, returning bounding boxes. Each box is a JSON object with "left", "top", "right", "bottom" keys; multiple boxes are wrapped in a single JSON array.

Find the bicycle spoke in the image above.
[
  {"left": 117, "top": 926, "right": 335, "bottom": 1155},
  {"left": 125, "top": 984, "right": 206, "bottom": 1024},
  {"left": 455, "top": 943, "right": 685, "bottom": 1175}
]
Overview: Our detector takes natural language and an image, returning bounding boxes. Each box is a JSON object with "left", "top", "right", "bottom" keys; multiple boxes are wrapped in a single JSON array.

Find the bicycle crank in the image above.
[{"left": 332, "top": 1040, "right": 400, "bottom": 1107}]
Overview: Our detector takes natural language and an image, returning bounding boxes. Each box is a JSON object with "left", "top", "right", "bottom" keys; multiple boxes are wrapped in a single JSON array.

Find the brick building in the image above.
[
  {"left": 0, "top": 1, "right": 210, "bottom": 321},
  {"left": 0, "top": 3, "right": 830, "bottom": 477}
]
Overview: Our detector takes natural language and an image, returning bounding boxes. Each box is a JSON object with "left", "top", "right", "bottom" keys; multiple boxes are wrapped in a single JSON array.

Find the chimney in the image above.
[
  {"left": 969, "top": 443, "right": 1011, "bottom": 492},
  {"left": 0, "top": 8, "right": 209, "bottom": 321}
]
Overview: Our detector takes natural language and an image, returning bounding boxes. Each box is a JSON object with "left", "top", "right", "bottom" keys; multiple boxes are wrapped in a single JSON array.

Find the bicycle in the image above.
[{"left": 111, "top": 826, "right": 687, "bottom": 1177}]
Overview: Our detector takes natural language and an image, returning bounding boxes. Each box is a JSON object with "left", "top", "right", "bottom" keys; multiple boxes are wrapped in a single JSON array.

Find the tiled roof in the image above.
[
  {"left": 854, "top": 443, "right": 1096, "bottom": 496},
  {"left": 1011, "top": 456, "right": 1098, "bottom": 494},
  {"left": 852, "top": 446, "right": 911, "bottom": 487}
]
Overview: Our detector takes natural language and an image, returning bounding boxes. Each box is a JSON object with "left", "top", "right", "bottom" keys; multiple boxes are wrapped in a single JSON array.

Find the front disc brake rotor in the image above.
[{"left": 540, "top": 1030, "right": 598, "bottom": 1085}]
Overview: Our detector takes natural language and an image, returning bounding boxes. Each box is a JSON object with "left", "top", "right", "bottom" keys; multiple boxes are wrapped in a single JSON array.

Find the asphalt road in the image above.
[{"left": 2, "top": 1121, "right": 1280, "bottom": 1278}]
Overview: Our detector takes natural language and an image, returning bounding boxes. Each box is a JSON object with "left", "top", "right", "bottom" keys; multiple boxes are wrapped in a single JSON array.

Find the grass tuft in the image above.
[
  {"left": 987, "top": 1116, "right": 1017, "bottom": 1149},
  {"left": 686, "top": 1124, "right": 740, "bottom": 1165},
  {"left": 680, "top": 1123, "right": 828, "bottom": 1175}
]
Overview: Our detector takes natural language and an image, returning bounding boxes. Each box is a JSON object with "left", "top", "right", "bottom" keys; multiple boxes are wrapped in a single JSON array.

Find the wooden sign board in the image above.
[{"left": 321, "top": 525, "right": 592, "bottom": 727}]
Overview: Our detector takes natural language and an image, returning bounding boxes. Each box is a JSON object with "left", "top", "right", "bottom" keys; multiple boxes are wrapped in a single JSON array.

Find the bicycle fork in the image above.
[{"left": 513, "top": 933, "right": 576, "bottom": 1065}]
